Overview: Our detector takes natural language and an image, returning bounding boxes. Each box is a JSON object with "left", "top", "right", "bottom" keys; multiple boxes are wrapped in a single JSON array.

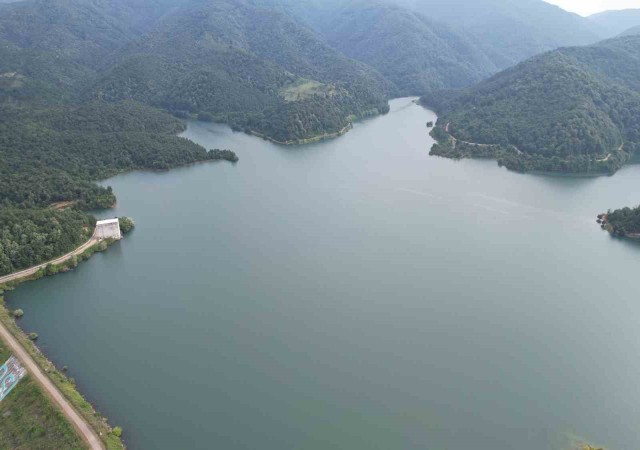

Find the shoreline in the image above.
[
  {"left": 597, "top": 213, "right": 640, "bottom": 240},
  {"left": 0, "top": 238, "right": 126, "bottom": 449},
  {"left": 249, "top": 123, "right": 353, "bottom": 145},
  {"left": 429, "top": 124, "right": 625, "bottom": 177},
  {"left": 0, "top": 229, "right": 99, "bottom": 285}
]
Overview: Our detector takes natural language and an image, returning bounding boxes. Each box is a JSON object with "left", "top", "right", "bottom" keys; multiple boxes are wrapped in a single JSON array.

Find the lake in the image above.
[{"left": 7, "top": 98, "right": 640, "bottom": 450}]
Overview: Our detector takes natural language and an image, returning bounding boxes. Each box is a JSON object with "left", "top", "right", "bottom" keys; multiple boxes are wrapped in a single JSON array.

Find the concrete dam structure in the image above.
[{"left": 95, "top": 218, "right": 122, "bottom": 240}]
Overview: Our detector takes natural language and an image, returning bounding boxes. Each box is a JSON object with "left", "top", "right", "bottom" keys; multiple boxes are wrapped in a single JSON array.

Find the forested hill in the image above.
[
  {"left": 272, "top": 0, "right": 498, "bottom": 95},
  {"left": 602, "top": 205, "right": 640, "bottom": 238},
  {"left": 92, "top": 0, "right": 393, "bottom": 143},
  {"left": 422, "top": 34, "right": 640, "bottom": 175},
  {"left": 391, "top": 0, "right": 604, "bottom": 68},
  {"left": 0, "top": 100, "right": 230, "bottom": 277}
]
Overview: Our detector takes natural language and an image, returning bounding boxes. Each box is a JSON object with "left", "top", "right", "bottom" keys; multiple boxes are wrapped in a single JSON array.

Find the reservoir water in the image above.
[{"left": 6, "top": 98, "right": 640, "bottom": 450}]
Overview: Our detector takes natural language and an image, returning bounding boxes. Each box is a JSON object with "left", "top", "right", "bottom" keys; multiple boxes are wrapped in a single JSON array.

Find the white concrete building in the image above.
[{"left": 95, "top": 218, "right": 122, "bottom": 240}]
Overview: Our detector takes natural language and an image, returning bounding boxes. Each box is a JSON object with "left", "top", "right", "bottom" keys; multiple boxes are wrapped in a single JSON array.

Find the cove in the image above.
[{"left": 6, "top": 98, "right": 640, "bottom": 450}]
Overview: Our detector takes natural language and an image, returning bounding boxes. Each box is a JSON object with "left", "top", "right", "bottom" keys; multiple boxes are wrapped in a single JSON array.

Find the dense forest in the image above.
[
  {"left": 0, "top": 208, "right": 93, "bottom": 275},
  {"left": 423, "top": 35, "right": 640, "bottom": 174},
  {"left": 273, "top": 0, "right": 498, "bottom": 94},
  {"left": 603, "top": 206, "right": 640, "bottom": 237},
  {"left": 92, "top": 0, "right": 393, "bottom": 142},
  {"left": 391, "top": 0, "right": 605, "bottom": 66}
]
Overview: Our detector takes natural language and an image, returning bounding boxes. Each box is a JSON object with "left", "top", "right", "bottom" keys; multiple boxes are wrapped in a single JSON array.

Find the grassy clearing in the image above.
[{"left": 280, "top": 79, "right": 331, "bottom": 101}]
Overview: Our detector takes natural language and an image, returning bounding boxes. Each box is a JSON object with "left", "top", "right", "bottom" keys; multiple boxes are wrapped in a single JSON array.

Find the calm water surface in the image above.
[{"left": 7, "top": 98, "right": 640, "bottom": 449}]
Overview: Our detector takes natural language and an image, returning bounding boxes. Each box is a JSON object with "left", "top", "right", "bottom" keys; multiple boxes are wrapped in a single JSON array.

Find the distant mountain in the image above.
[
  {"left": 589, "top": 9, "right": 640, "bottom": 38},
  {"left": 271, "top": 0, "right": 498, "bottom": 95},
  {"left": 422, "top": 35, "right": 640, "bottom": 174},
  {"left": 0, "top": 0, "right": 188, "bottom": 103},
  {"left": 390, "top": 0, "right": 603, "bottom": 69}
]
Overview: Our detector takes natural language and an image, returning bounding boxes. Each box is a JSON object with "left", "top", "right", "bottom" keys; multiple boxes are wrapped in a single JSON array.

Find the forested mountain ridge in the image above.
[
  {"left": 271, "top": 0, "right": 499, "bottom": 95},
  {"left": 422, "top": 34, "right": 640, "bottom": 174},
  {"left": 92, "top": 0, "right": 393, "bottom": 143},
  {"left": 390, "top": 0, "right": 604, "bottom": 68}
]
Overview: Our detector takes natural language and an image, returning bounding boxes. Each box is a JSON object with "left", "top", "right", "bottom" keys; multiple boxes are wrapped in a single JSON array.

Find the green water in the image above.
[{"left": 7, "top": 98, "right": 640, "bottom": 450}]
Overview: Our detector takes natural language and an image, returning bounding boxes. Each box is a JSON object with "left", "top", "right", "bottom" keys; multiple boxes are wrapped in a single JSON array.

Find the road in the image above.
[
  {"left": 0, "top": 231, "right": 99, "bottom": 285},
  {"left": 0, "top": 321, "right": 105, "bottom": 449}
]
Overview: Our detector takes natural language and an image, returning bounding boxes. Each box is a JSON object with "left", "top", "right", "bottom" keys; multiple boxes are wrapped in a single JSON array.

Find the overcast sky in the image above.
[{"left": 545, "top": 0, "right": 640, "bottom": 16}]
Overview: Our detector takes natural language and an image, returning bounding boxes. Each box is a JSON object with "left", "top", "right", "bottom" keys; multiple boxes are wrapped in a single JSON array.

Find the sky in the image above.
[{"left": 545, "top": 0, "right": 640, "bottom": 16}]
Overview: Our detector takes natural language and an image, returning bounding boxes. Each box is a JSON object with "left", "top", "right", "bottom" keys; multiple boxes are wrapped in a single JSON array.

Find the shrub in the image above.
[{"left": 118, "top": 217, "right": 135, "bottom": 234}]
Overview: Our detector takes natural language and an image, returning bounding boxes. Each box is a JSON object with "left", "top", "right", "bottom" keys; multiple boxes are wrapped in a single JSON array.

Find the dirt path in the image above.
[
  {"left": 0, "top": 231, "right": 99, "bottom": 285},
  {"left": 0, "top": 322, "right": 104, "bottom": 449}
]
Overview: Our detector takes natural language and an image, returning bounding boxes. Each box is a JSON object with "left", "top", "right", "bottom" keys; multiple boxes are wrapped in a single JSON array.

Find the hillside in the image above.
[
  {"left": 93, "top": 0, "right": 393, "bottom": 143},
  {"left": 589, "top": 9, "right": 640, "bottom": 38},
  {"left": 391, "top": 0, "right": 603, "bottom": 69},
  {"left": 273, "top": 0, "right": 498, "bottom": 95},
  {"left": 422, "top": 35, "right": 640, "bottom": 174},
  {"left": 622, "top": 25, "right": 640, "bottom": 37}
]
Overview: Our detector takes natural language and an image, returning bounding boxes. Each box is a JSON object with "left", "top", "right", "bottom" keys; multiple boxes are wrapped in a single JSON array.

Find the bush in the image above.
[
  {"left": 118, "top": 217, "right": 135, "bottom": 234},
  {"left": 28, "top": 332, "right": 38, "bottom": 340},
  {"left": 113, "top": 426, "right": 123, "bottom": 437},
  {"left": 12, "top": 309, "right": 24, "bottom": 318}
]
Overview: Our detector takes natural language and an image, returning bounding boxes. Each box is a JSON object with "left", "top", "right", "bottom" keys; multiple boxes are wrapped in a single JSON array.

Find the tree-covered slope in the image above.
[
  {"left": 272, "top": 0, "right": 498, "bottom": 95},
  {"left": 0, "top": 101, "right": 224, "bottom": 210},
  {"left": 391, "top": 0, "right": 603, "bottom": 69},
  {"left": 0, "top": 0, "right": 185, "bottom": 68},
  {"left": 423, "top": 35, "right": 640, "bottom": 174},
  {"left": 93, "top": 0, "right": 393, "bottom": 143},
  {"left": 602, "top": 205, "right": 640, "bottom": 238}
]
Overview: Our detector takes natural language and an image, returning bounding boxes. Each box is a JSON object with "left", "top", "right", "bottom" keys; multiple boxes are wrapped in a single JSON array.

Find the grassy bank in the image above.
[
  {"left": 0, "top": 337, "right": 87, "bottom": 449},
  {"left": 0, "top": 239, "right": 125, "bottom": 449}
]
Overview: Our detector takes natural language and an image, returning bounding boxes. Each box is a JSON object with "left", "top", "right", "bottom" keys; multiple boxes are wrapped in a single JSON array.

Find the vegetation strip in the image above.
[
  {"left": 0, "top": 230, "right": 99, "bottom": 285},
  {"left": 0, "top": 317, "right": 104, "bottom": 449}
]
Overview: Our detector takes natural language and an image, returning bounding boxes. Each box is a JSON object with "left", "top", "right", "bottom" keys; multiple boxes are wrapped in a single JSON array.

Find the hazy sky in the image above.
[{"left": 545, "top": 0, "right": 640, "bottom": 16}]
